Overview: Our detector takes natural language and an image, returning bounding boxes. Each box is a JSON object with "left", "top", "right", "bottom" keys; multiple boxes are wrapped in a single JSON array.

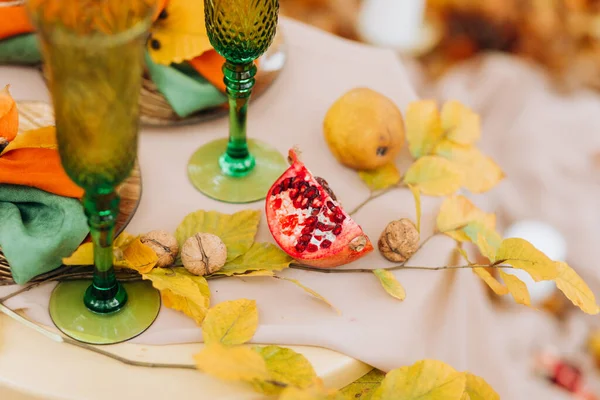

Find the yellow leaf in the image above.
[
  {"left": 62, "top": 242, "right": 94, "bottom": 265},
  {"left": 499, "top": 271, "right": 531, "bottom": 306},
  {"left": 213, "top": 242, "right": 292, "bottom": 276},
  {"left": 148, "top": 0, "right": 213, "bottom": 65},
  {"left": 120, "top": 238, "right": 158, "bottom": 273},
  {"left": 554, "top": 262, "right": 600, "bottom": 315},
  {"left": 234, "top": 270, "right": 275, "bottom": 278},
  {"left": 475, "top": 233, "right": 497, "bottom": 261},
  {"left": 113, "top": 231, "right": 137, "bottom": 249},
  {"left": 252, "top": 345, "right": 317, "bottom": 395},
  {"left": 142, "top": 267, "right": 210, "bottom": 325},
  {"left": 495, "top": 238, "right": 558, "bottom": 281},
  {"left": 473, "top": 268, "right": 508, "bottom": 296},
  {"left": 407, "top": 184, "right": 421, "bottom": 233},
  {"left": 454, "top": 245, "right": 473, "bottom": 265},
  {"left": 405, "top": 100, "right": 444, "bottom": 158},
  {"left": 373, "top": 269, "right": 406, "bottom": 301},
  {"left": 358, "top": 163, "right": 401, "bottom": 191},
  {"left": 279, "top": 381, "right": 346, "bottom": 400},
  {"left": 340, "top": 369, "right": 386, "bottom": 400},
  {"left": 440, "top": 101, "right": 480, "bottom": 146},
  {"left": 403, "top": 156, "right": 462, "bottom": 196},
  {"left": 277, "top": 277, "right": 340, "bottom": 314},
  {"left": 435, "top": 141, "right": 504, "bottom": 194},
  {"left": 372, "top": 360, "right": 466, "bottom": 400},
  {"left": 175, "top": 209, "right": 260, "bottom": 262},
  {"left": 202, "top": 299, "right": 258, "bottom": 346},
  {"left": 194, "top": 344, "right": 269, "bottom": 382},
  {"left": 2, "top": 126, "right": 57, "bottom": 154},
  {"left": 463, "top": 372, "right": 500, "bottom": 400}
]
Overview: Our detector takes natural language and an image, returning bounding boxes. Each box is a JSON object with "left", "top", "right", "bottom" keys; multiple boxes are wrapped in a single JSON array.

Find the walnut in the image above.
[
  {"left": 181, "top": 233, "right": 227, "bottom": 276},
  {"left": 378, "top": 219, "right": 420, "bottom": 262},
  {"left": 140, "top": 230, "right": 179, "bottom": 268}
]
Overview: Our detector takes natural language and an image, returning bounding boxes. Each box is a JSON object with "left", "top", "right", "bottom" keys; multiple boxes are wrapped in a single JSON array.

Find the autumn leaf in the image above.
[
  {"left": 473, "top": 268, "right": 508, "bottom": 296},
  {"left": 403, "top": 156, "right": 462, "bottom": 196},
  {"left": 440, "top": 101, "right": 480, "bottom": 146},
  {"left": 194, "top": 344, "right": 269, "bottom": 382},
  {"left": 119, "top": 238, "right": 158, "bottom": 273},
  {"left": 463, "top": 372, "right": 500, "bottom": 400},
  {"left": 436, "top": 195, "right": 496, "bottom": 242},
  {"left": 405, "top": 100, "right": 444, "bottom": 158},
  {"left": 358, "top": 163, "right": 401, "bottom": 191},
  {"left": 407, "top": 184, "right": 421, "bottom": 232},
  {"left": 175, "top": 209, "right": 260, "bottom": 262},
  {"left": 2, "top": 126, "right": 57, "bottom": 154},
  {"left": 435, "top": 141, "right": 504, "bottom": 193},
  {"left": 202, "top": 299, "right": 258, "bottom": 346},
  {"left": 474, "top": 232, "right": 497, "bottom": 261},
  {"left": 213, "top": 242, "right": 292, "bottom": 276},
  {"left": 499, "top": 271, "right": 531, "bottom": 306},
  {"left": 340, "top": 369, "right": 386, "bottom": 400},
  {"left": 252, "top": 346, "right": 317, "bottom": 395},
  {"left": 113, "top": 231, "right": 137, "bottom": 249},
  {"left": 234, "top": 270, "right": 275, "bottom": 278},
  {"left": 279, "top": 381, "right": 346, "bottom": 400},
  {"left": 372, "top": 360, "right": 466, "bottom": 400},
  {"left": 495, "top": 238, "right": 558, "bottom": 281},
  {"left": 276, "top": 277, "right": 340, "bottom": 314},
  {"left": 554, "top": 262, "right": 600, "bottom": 315},
  {"left": 62, "top": 242, "right": 93, "bottom": 265},
  {"left": 373, "top": 269, "right": 406, "bottom": 301},
  {"left": 142, "top": 267, "right": 210, "bottom": 325}
]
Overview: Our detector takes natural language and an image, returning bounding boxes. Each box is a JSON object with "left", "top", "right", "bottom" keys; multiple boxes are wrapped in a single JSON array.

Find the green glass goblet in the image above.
[
  {"left": 187, "top": 0, "right": 287, "bottom": 203},
  {"left": 28, "top": 1, "right": 160, "bottom": 344}
]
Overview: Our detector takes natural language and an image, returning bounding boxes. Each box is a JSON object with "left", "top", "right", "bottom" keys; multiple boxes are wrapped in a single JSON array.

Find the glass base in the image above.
[
  {"left": 49, "top": 280, "right": 161, "bottom": 345},
  {"left": 188, "top": 138, "right": 287, "bottom": 203}
]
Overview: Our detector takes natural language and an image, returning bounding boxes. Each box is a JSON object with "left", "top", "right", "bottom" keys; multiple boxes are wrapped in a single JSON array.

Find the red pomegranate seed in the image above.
[
  {"left": 320, "top": 240, "right": 332, "bottom": 249},
  {"left": 299, "top": 234, "right": 312, "bottom": 243},
  {"left": 305, "top": 216, "right": 318, "bottom": 226},
  {"left": 326, "top": 201, "right": 336, "bottom": 211},
  {"left": 311, "top": 208, "right": 320, "bottom": 215},
  {"left": 307, "top": 244, "right": 319, "bottom": 252},
  {"left": 273, "top": 198, "right": 282, "bottom": 210},
  {"left": 289, "top": 189, "right": 299, "bottom": 200},
  {"left": 317, "top": 222, "right": 333, "bottom": 231},
  {"left": 313, "top": 235, "right": 323, "bottom": 241},
  {"left": 333, "top": 224, "right": 342, "bottom": 235},
  {"left": 272, "top": 185, "right": 282, "bottom": 196},
  {"left": 295, "top": 242, "right": 307, "bottom": 252}
]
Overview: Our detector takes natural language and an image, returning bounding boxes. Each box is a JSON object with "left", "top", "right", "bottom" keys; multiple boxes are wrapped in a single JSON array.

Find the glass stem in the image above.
[
  {"left": 219, "top": 61, "right": 257, "bottom": 177},
  {"left": 83, "top": 190, "right": 127, "bottom": 314}
]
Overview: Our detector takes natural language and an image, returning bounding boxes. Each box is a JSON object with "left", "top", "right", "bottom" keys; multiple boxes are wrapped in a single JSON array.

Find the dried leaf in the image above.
[
  {"left": 440, "top": 101, "right": 480, "bottom": 146},
  {"left": 340, "top": 369, "right": 386, "bottom": 400},
  {"left": 435, "top": 141, "right": 504, "bottom": 194},
  {"left": 202, "top": 299, "right": 258, "bottom": 346},
  {"left": 113, "top": 232, "right": 137, "bottom": 249},
  {"left": 62, "top": 242, "right": 93, "bottom": 265},
  {"left": 2, "top": 126, "right": 57, "bottom": 154},
  {"left": 175, "top": 209, "right": 260, "bottom": 262},
  {"left": 495, "top": 238, "right": 558, "bottom": 281},
  {"left": 358, "top": 163, "right": 401, "bottom": 191},
  {"left": 142, "top": 267, "right": 210, "bottom": 325},
  {"left": 403, "top": 156, "right": 463, "bottom": 196},
  {"left": 463, "top": 372, "right": 500, "bottom": 400},
  {"left": 407, "top": 184, "right": 422, "bottom": 233},
  {"left": 252, "top": 345, "right": 317, "bottom": 395},
  {"left": 234, "top": 270, "right": 275, "bottom": 278},
  {"left": 473, "top": 268, "right": 508, "bottom": 296},
  {"left": 279, "top": 381, "right": 346, "bottom": 400},
  {"left": 213, "top": 242, "right": 292, "bottom": 276},
  {"left": 499, "top": 271, "right": 531, "bottom": 306},
  {"left": 373, "top": 269, "right": 406, "bottom": 301},
  {"left": 405, "top": 100, "right": 444, "bottom": 158},
  {"left": 194, "top": 344, "right": 269, "bottom": 382},
  {"left": 372, "top": 360, "right": 466, "bottom": 400},
  {"left": 119, "top": 238, "right": 158, "bottom": 273},
  {"left": 277, "top": 277, "right": 340, "bottom": 314},
  {"left": 554, "top": 262, "right": 600, "bottom": 315}
]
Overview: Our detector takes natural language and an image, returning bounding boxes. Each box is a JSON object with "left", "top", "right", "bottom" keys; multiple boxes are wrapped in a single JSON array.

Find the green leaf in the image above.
[
  {"left": 372, "top": 360, "right": 466, "bottom": 400},
  {"left": 142, "top": 267, "right": 210, "bottom": 325},
  {"left": 463, "top": 372, "right": 500, "bottom": 400},
  {"left": 373, "top": 269, "right": 406, "bottom": 301},
  {"left": 495, "top": 238, "right": 558, "bottom": 281},
  {"left": 403, "top": 156, "right": 462, "bottom": 196},
  {"left": 202, "top": 299, "right": 258, "bottom": 346},
  {"left": 252, "top": 345, "right": 317, "bottom": 395},
  {"left": 277, "top": 277, "right": 340, "bottom": 314},
  {"left": 358, "top": 163, "right": 401, "bottom": 191},
  {"left": 405, "top": 100, "right": 444, "bottom": 158},
  {"left": 407, "top": 184, "right": 421, "bottom": 233},
  {"left": 194, "top": 344, "right": 269, "bottom": 382},
  {"left": 341, "top": 369, "right": 386, "bottom": 400},
  {"left": 175, "top": 210, "right": 260, "bottom": 262},
  {"left": 213, "top": 242, "right": 293, "bottom": 276}
]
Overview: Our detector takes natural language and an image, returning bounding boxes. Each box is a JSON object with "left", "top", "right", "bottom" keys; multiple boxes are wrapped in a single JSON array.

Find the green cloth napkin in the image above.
[
  {"left": 0, "top": 184, "right": 89, "bottom": 284},
  {"left": 0, "top": 34, "right": 41, "bottom": 65},
  {"left": 144, "top": 52, "right": 227, "bottom": 118}
]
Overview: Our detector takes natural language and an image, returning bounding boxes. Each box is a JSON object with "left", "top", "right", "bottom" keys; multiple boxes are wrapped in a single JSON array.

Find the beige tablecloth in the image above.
[{"left": 1, "top": 20, "right": 598, "bottom": 400}]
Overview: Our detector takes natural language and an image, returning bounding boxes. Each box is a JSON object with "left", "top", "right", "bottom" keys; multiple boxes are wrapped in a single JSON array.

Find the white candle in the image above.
[{"left": 357, "top": 0, "right": 426, "bottom": 51}]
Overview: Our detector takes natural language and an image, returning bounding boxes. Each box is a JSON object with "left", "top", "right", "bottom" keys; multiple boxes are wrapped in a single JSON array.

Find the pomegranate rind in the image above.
[{"left": 266, "top": 149, "right": 373, "bottom": 268}]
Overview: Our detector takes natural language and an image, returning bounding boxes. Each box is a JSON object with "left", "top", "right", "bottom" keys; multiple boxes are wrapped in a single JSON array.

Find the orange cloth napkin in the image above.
[{"left": 0, "top": 6, "right": 34, "bottom": 41}]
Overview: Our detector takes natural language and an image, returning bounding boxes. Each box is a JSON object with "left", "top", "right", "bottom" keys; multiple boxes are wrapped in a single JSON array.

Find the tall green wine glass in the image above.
[
  {"left": 187, "top": 0, "right": 287, "bottom": 203},
  {"left": 27, "top": 0, "right": 160, "bottom": 344}
]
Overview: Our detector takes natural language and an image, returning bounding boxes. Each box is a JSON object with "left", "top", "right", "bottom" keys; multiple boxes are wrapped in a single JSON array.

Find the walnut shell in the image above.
[
  {"left": 181, "top": 233, "right": 227, "bottom": 276},
  {"left": 378, "top": 219, "right": 419, "bottom": 262},
  {"left": 141, "top": 230, "right": 179, "bottom": 268}
]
